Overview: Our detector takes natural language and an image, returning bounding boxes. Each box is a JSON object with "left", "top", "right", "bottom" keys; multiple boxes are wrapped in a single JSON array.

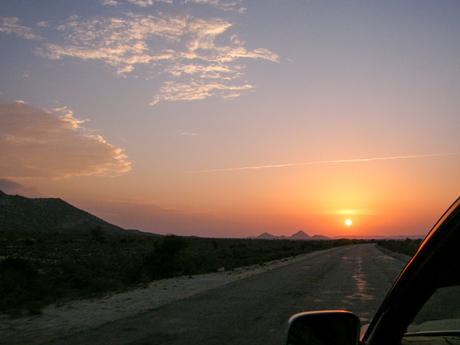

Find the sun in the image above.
[{"left": 344, "top": 218, "right": 353, "bottom": 227}]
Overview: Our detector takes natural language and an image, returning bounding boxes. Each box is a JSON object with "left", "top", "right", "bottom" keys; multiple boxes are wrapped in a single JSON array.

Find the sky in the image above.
[{"left": 0, "top": 0, "right": 459, "bottom": 238}]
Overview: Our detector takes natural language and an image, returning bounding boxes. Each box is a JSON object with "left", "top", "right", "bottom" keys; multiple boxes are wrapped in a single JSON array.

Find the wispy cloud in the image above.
[
  {"left": 0, "top": 17, "right": 41, "bottom": 40},
  {"left": 0, "top": 8, "right": 278, "bottom": 105},
  {"left": 100, "top": 0, "right": 243, "bottom": 12},
  {"left": 177, "top": 130, "right": 198, "bottom": 136},
  {"left": 184, "top": 0, "right": 245, "bottom": 13},
  {"left": 166, "top": 63, "right": 240, "bottom": 79},
  {"left": 127, "top": 0, "right": 156, "bottom": 7},
  {"left": 36, "top": 21, "right": 50, "bottom": 28},
  {"left": 101, "top": 0, "right": 175, "bottom": 7},
  {"left": 0, "top": 102, "right": 132, "bottom": 179},
  {"left": 37, "top": 13, "right": 187, "bottom": 75},
  {"left": 194, "top": 153, "right": 460, "bottom": 173},
  {"left": 100, "top": 0, "right": 121, "bottom": 6},
  {"left": 150, "top": 80, "right": 252, "bottom": 105}
]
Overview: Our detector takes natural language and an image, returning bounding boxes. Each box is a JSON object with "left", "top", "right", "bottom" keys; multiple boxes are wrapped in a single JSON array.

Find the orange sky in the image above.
[
  {"left": 0, "top": 1, "right": 459, "bottom": 237},
  {"left": 8, "top": 148, "right": 456, "bottom": 238}
]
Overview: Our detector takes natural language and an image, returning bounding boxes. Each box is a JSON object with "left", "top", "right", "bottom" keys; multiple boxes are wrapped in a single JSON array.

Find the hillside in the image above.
[{"left": 0, "top": 190, "right": 124, "bottom": 234}]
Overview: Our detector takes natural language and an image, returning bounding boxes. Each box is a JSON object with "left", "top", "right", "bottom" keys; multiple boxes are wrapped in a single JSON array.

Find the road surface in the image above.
[{"left": 45, "top": 244, "right": 407, "bottom": 345}]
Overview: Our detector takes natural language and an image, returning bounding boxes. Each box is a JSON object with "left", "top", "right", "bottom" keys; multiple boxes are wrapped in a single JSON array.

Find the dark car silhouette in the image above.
[{"left": 287, "top": 197, "right": 460, "bottom": 345}]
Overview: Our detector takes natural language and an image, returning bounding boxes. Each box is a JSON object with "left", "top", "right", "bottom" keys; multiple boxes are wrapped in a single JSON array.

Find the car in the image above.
[{"left": 286, "top": 197, "right": 460, "bottom": 345}]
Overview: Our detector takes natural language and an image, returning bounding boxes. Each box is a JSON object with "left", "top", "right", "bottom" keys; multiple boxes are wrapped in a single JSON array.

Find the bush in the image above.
[
  {"left": 90, "top": 226, "right": 106, "bottom": 243},
  {"left": 0, "top": 257, "right": 45, "bottom": 313},
  {"left": 144, "top": 235, "right": 188, "bottom": 279},
  {"left": 378, "top": 239, "right": 422, "bottom": 256},
  {"left": 0, "top": 231, "right": 356, "bottom": 314}
]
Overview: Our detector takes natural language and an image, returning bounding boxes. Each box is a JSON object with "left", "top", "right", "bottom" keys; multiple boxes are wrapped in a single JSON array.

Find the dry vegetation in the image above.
[
  {"left": 377, "top": 238, "right": 423, "bottom": 256},
  {"left": 0, "top": 230, "right": 361, "bottom": 315}
]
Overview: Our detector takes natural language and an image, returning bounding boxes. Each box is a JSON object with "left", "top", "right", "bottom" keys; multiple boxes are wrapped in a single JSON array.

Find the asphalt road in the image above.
[{"left": 45, "top": 244, "right": 408, "bottom": 345}]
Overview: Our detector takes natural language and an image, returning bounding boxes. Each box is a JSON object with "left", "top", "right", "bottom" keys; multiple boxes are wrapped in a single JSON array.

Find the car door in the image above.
[
  {"left": 286, "top": 198, "right": 460, "bottom": 345},
  {"left": 362, "top": 198, "right": 460, "bottom": 345}
]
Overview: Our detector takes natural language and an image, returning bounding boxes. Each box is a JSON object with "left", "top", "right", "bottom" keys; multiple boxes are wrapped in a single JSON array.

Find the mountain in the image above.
[
  {"left": 255, "top": 230, "right": 330, "bottom": 241},
  {"left": 290, "top": 230, "right": 311, "bottom": 240},
  {"left": 257, "top": 232, "right": 278, "bottom": 240},
  {"left": 0, "top": 190, "right": 125, "bottom": 235},
  {"left": 311, "top": 234, "right": 330, "bottom": 240}
]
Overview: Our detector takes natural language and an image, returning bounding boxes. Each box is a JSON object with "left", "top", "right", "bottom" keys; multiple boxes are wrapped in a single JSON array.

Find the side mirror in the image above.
[{"left": 287, "top": 310, "right": 360, "bottom": 345}]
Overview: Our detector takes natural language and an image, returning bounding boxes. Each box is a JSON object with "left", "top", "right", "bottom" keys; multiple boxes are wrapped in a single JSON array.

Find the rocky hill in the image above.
[{"left": 0, "top": 190, "right": 124, "bottom": 234}]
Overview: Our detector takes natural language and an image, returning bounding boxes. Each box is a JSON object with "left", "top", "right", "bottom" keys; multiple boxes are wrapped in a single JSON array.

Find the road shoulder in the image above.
[{"left": 0, "top": 246, "right": 342, "bottom": 345}]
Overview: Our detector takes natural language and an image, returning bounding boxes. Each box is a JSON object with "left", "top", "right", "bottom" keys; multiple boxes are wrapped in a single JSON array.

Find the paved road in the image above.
[{"left": 45, "top": 244, "right": 408, "bottom": 345}]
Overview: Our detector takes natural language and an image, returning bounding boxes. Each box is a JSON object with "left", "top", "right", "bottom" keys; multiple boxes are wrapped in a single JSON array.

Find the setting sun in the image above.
[
  {"left": 0, "top": 1, "right": 457, "bottom": 240},
  {"left": 1, "top": 1, "right": 460, "bottom": 343}
]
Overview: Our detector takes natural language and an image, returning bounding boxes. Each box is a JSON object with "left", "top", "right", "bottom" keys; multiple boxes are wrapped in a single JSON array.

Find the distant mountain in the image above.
[
  {"left": 290, "top": 230, "right": 311, "bottom": 240},
  {"left": 257, "top": 232, "right": 278, "bottom": 240},
  {"left": 311, "top": 234, "right": 330, "bottom": 240},
  {"left": 255, "top": 230, "right": 330, "bottom": 241},
  {"left": 0, "top": 190, "right": 125, "bottom": 235}
]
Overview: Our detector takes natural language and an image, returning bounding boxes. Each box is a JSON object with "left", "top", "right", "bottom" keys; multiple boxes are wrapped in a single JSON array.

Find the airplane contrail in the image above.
[{"left": 193, "top": 152, "right": 459, "bottom": 173}]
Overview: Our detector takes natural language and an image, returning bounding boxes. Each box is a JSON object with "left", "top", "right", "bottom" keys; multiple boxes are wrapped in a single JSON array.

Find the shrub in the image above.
[
  {"left": 144, "top": 235, "right": 188, "bottom": 279},
  {"left": 378, "top": 239, "right": 422, "bottom": 256},
  {"left": 90, "top": 226, "right": 106, "bottom": 243},
  {"left": 0, "top": 257, "right": 45, "bottom": 313}
]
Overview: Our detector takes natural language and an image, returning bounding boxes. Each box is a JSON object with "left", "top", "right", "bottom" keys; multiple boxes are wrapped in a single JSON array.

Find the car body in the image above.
[{"left": 287, "top": 197, "right": 460, "bottom": 345}]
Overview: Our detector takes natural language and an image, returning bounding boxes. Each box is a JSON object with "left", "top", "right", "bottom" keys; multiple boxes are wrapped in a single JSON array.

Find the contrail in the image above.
[{"left": 193, "top": 152, "right": 459, "bottom": 173}]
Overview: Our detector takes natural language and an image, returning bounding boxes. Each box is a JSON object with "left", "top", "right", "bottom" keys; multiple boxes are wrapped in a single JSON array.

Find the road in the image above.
[{"left": 45, "top": 244, "right": 408, "bottom": 345}]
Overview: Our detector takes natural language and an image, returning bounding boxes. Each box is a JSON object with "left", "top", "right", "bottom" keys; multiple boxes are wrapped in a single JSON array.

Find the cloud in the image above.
[
  {"left": 38, "top": 13, "right": 277, "bottom": 104},
  {"left": 127, "top": 0, "right": 155, "bottom": 7},
  {"left": 177, "top": 130, "right": 198, "bottom": 136},
  {"left": 194, "top": 153, "right": 460, "bottom": 173},
  {"left": 185, "top": 0, "right": 245, "bottom": 13},
  {"left": 0, "top": 9, "right": 279, "bottom": 105},
  {"left": 101, "top": 0, "right": 121, "bottom": 6},
  {"left": 166, "top": 63, "right": 240, "bottom": 79},
  {"left": 38, "top": 14, "right": 188, "bottom": 76},
  {"left": 100, "top": 0, "right": 241, "bottom": 11},
  {"left": 0, "top": 5, "right": 278, "bottom": 105},
  {"left": 0, "top": 102, "right": 132, "bottom": 179},
  {"left": 0, "top": 17, "right": 41, "bottom": 40},
  {"left": 36, "top": 21, "right": 50, "bottom": 28},
  {"left": 150, "top": 80, "right": 252, "bottom": 105},
  {"left": 0, "top": 178, "right": 40, "bottom": 196},
  {"left": 100, "top": 0, "right": 173, "bottom": 7}
]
